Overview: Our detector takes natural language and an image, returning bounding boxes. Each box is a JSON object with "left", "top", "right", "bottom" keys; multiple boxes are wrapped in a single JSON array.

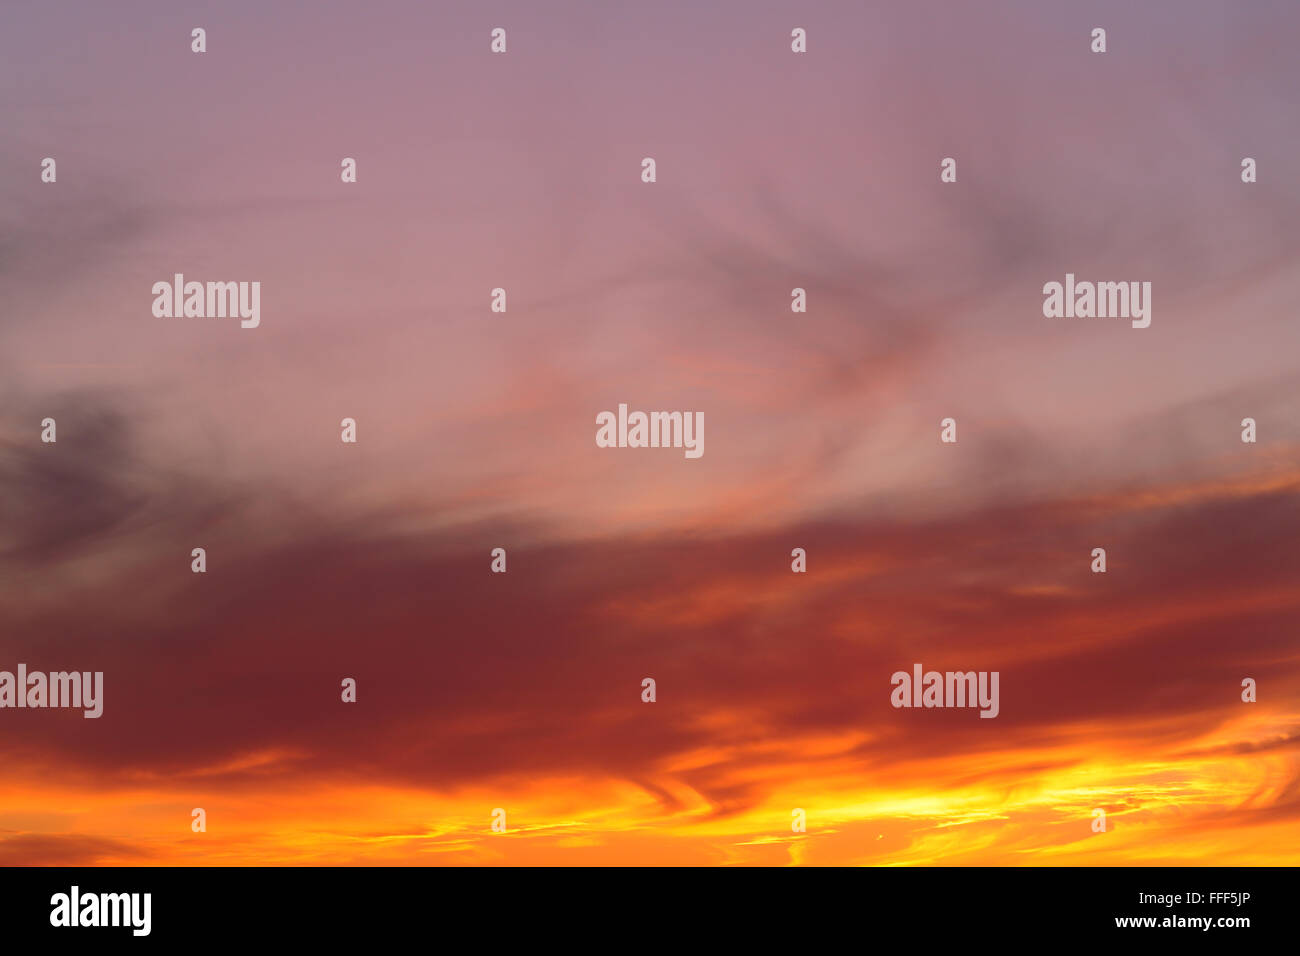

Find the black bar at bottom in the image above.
[{"left": 0, "top": 866, "right": 1283, "bottom": 943}]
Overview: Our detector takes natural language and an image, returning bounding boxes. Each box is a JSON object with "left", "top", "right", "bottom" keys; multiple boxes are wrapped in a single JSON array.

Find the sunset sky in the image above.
[{"left": 1, "top": 0, "right": 1298, "bottom": 865}]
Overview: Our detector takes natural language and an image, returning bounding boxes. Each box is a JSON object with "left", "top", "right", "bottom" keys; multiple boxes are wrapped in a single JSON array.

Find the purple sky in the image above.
[{"left": 1, "top": 0, "right": 1298, "bottom": 865}]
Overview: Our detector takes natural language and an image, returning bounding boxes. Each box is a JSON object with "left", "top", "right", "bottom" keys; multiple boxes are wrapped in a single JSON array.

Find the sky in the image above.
[{"left": 0, "top": 0, "right": 1298, "bottom": 865}]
